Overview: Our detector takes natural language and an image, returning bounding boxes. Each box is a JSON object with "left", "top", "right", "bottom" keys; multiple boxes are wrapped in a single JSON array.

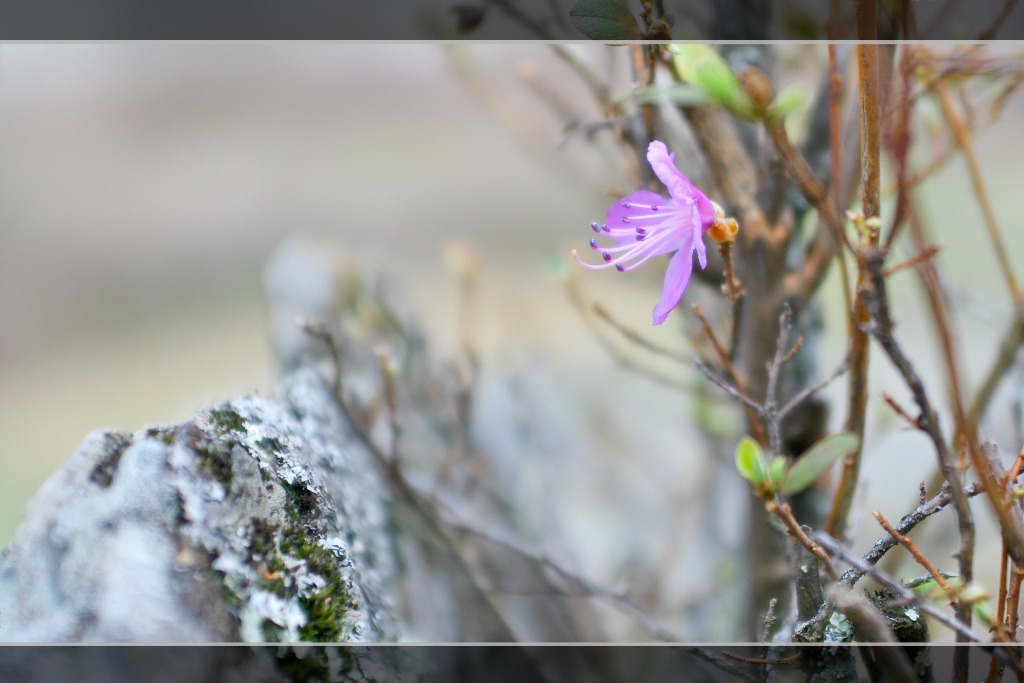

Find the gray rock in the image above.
[
  {"left": 0, "top": 238, "right": 673, "bottom": 665},
  {"left": 0, "top": 238, "right": 524, "bottom": 651},
  {"left": 0, "top": 366, "right": 396, "bottom": 643}
]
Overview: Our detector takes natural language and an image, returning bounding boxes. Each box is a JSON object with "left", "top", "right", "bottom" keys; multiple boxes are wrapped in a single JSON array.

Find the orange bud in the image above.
[{"left": 709, "top": 217, "right": 739, "bottom": 243}]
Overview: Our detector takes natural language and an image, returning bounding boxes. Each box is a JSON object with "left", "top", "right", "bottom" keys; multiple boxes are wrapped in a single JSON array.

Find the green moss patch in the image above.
[
  {"left": 89, "top": 431, "right": 133, "bottom": 488},
  {"left": 209, "top": 406, "right": 246, "bottom": 434}
]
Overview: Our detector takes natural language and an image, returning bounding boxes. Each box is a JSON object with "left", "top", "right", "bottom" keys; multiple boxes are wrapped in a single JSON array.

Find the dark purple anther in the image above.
[
  {"left": 636, "top": 234, "right": 646, "bottom": 241},
  {"left": 615, "top": 264, "right": 625, "bottom": 272},
  {"left": 589, "top": 239, "right": 600, "bottom": 249},
  {"left": 602, "top": 252, "right": 612, "bottom": 263},
  {"left": 591, "top": 222, "right": 601, "bottom": 232},
  {"left": 620, "top": 216, "right": 630, "bottom": 223},
  {"left": 621, "top": 201, "right": 631, "bottom": 208}
]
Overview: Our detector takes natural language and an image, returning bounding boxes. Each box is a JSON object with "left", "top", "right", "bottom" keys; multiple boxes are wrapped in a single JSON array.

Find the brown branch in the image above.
[
  {"left": 882, "top": 392, "right": 920, "bottom": 429},
  {"left": 935, "top": 78, "right": 1024, "bottom": 316},
  {"left": 829, "top": 44, "right": 855, "bottom": 330},
  {"left": 964, "top": 316, "right": 1024, "bottom": 439},
  {"left": 840, "top": 482, "right": 983, "bottom": 589},
  {"left": 678, "top": 106, "right": 776, "bottom": 247},
  {"left": 551, "top": 45, "right": 610, "bottom": 105},
  {"left": 565, "top": 280, "right": 691, "bottom": 392},
  {"left": 818, "top": 532, "right": 985, "bottom": 643},
  {"left": 766, "top": 497, "right": 836, "bottom": 577},
  {"left": 1005, "top": 448, "right": 1024, "bottom": 644},
  {"left": 873, "top": 510, "right": 958, "bottom": 604},
  {"left": 989, "top": 542, "right": 1012, "bottom": 683},
  {"left": 760, "top": 110, "right": 847, "bottom": 311},
  {"left": 905, "top": 204, "right": 973, "bottom": 450},
  {"left": 442, "top": 517, "right": 680, "bottom": 642},
  {"left": 718, "top": 239, "right": 745, "bottom": 302},
  {"left": 762, "top": 116, "right": 849, "bottom": 253},
  {"left": 300, "top": 320, "right": 522, "bottom": 642},
  {"left": 720, "top": 651, "right": 801, "bottom": 665},
  {"left": 826, "top": 42, "right": 884, "bottom": 540},
  {"left": 1008, "top": 563, "right": 1024, "bottom": 637},
  {"left": 858, "top": 246, "right": 978, "bottom": 633},
  {"left": 692, "top": 304, "right": 767, "bottom": 446},
  {"left": 900, "top": 201, "right": 1024, "bottom": 614},
  {"left": 777, "top": 357, "right": 849, "bottom": 421},
  {"left": 996, "top": 541, "right": 1011, "bottom": 635},
  {"left": 593, "top": 302, "right": 692, "bottom": 365},
  {"left": 795, "top": 481, "right": 983, "bottom": 642},
  {"left": 978, "top": 0, "right": 1020, "bottom": 39},
  {"left": 882, "top": 244, "right": 943, "bottom": 277}
]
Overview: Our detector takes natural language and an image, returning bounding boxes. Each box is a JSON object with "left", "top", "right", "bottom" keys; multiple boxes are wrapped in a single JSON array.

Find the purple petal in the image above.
[
  {"left": 652, "top": 240, "right": 695, "bottom": 326},
  {"left": 647, "top": 141, "right": 716, "bottom": 233},
  {"left": 605, "top": 190, "right": 674, "bottom": 245},
  {"left": 691, "top": 203, "right": 708, "bottom": 269}
]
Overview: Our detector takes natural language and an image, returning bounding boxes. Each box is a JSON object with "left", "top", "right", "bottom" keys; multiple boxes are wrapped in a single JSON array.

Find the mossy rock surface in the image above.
[{"left": 0, "top": 368, "right": 396, "bottom": 644}]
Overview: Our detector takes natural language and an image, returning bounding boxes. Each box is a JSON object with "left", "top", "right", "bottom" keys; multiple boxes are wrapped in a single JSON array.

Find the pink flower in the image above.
[{"left": 573, "top": 141, "right": 716, "bottom": 325}]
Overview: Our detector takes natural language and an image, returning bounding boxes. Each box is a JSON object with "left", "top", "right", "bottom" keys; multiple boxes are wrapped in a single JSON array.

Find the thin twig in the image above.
[
  {"left": 594, "top": 302, "right": 692, "bottom": 365},
  {"left": 551, "top": 44, "right": 610, "bottom": 105},
  {"left": 768, "top": 496, "right": 835, "bottom": 573},
  {"left": 796, "top": 482, "right": 983, "bottom": 641},
  {"left": 881, "top": 392, "right": 920, "bottom": 429},
  {"left": 300, "top": 320, "right": 523, "bottom": 642},
  {"left": 696, "top": 360, "right": 761, "bottom": 412},
  {"left": 686, "top": 648, "right": 760, "bottom": 683},
  {"left": 817, "top": 532, "right": 985, "bottom": 643},
  {"left": 873, "top": 510, "right": 958, "bottom": 604},
  {"left": 762, "top": 114, "right": 850, "bottom": 254},
  {"left": 692, "top": 304, "right": 767, "bottom": 445},
  {"left": 935, "top": 78, "right": 1024, "bottom": 316},
  {"left": 826, "top": 39, "right": 885, "bottom": 544},
  {"left": 374, "top": 348, "right": 402, "bottom": 469},
  {"left": 840, "top": 482, "right": 983, "bottom": 589},
  {"left": 764, "top": 305, "right": 797, "bottom": 455},
  {"left": 697, "top": 305, "right": 841, "bottom": 461},
  {"left": 859, "top": 247, "right": 980, "bottom": 623},
  {"left": 978, "top": 0, "right": 1021, "bottom": 39},
  {"left": 566, "top": 279, "right": 691, "bottom": 392},
  {"left": 763, "top": 107, "right": 848, "bottom": 312},
  {"left": 828, "top": 44, "right": 855, "bottom": 328},
  {"left": 1003, "top": 448, "right": 1024, "bottom": 649},
  {"left": 761, "top": 597, "right": 778, "bottom": 642},
  {"left": 882, "top": 244, "right": 944, "bottom": 277},
  {"left": 720, "top": 651, "right": 801, "bottom": 665},
  {"left": 443, "top": 517, "right": 680, "bottom": 642},
  {"left": 718, "top": 239, "right": 745, "bottom": 302},
  {"left": 997, "top": 538, "right": 1011, "bottom": 633},
  {"left": 777, "top": 357, "right": 850, "bottom": 421},
  {"left": 964, "top": 311, "right": 1024, "bottom": 440}
]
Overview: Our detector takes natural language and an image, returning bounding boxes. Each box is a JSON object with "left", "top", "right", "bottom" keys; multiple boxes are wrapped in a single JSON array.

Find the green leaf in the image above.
[
  {"left": 735, "top": 436, "right": 767, "bottom": 486},
  {"left": 767, "top": 456, "right": 787, "bottom": 490},
  {"left": 769, "top": 84, "right": 809, "bottom": 119},
  {"left": 629, "top": 83, "right": 709, "bottom": 107},
  {"left": 972, "top": 598, "right": 994, "bottom": 624},
  {"left": 569, "top": 0, "right": 640, "bottom": 41},
  {"left": 780, "top": 432, "right": 860, "bottom": 496},
  {"left": 669, "top": 44, "right": 753, "bottom": 117}
]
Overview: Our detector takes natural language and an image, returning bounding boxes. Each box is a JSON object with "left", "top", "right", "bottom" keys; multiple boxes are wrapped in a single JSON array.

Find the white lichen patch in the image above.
[
  {"left": 0, "top": 365, "right": 395, "bottom": 644},
  {"left": 187, "top": 376, "right": 395, "bottom": 642}
]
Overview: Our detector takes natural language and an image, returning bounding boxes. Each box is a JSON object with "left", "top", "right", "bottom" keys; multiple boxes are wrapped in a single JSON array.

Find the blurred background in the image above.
[
  {"left": 1, "top": 44, "right": 1023, "bottom": 640},
  {"left": 0, "top": 43, "right": 600, "bottom": 544}
]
